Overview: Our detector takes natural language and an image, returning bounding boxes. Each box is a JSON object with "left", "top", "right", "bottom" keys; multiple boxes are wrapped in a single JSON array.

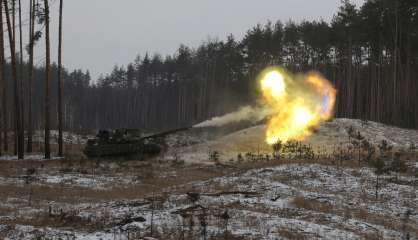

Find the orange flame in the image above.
[{"left": 259, "top": 67, "right": 336, "bottom": 145}]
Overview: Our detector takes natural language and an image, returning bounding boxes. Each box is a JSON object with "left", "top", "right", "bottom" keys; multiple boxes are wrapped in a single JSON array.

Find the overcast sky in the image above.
[{"left": 38, "top": 0, "right": 365, "bottom": 80}]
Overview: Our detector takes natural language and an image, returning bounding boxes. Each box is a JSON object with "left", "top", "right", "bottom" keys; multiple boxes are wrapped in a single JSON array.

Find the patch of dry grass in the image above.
[
  {"left": 351, "top": 208, "right": 418, "bottom": 236},
  {"left": 276, "top": 227, "right": 308, "bottom": 240},
  {"left": 291, "top": 195, "right": 417, "bottom": 235},
  {"left": 291, "top": 196, "right": 334, "bottom": 214},
  {"left": 3, "top": 210, "right": 103, "bottom": 232}
]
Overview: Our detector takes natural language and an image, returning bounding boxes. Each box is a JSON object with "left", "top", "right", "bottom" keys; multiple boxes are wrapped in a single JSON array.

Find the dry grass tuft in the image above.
[
  {"left": 291, "top": 196, "right": 334, "bottom": 214},
  {"left": 276, "top": 228, "right": 307, "bottom": 240}
]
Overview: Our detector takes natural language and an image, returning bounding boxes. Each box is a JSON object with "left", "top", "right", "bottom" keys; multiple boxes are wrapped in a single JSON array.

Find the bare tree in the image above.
[
  {"left": 12, "top": 0, "right": 17, "bottom": 155},
  {"left": 18, "top": 0, "right": 24, "bottom": 156},
  {"left": 27, "top": 0, "right": 36, "bottom": 152},
  {"left": 4, "top": 0, "right": 23, "bottom": 159},
  {"left": 44, "top": 0, "right": 51, "bottom": 159},
  {"left": 57, "top": 0, "right": 64, "bottom": 156},
  {"left": 0, "top": 0, "right": 6, "bottom": 154}
]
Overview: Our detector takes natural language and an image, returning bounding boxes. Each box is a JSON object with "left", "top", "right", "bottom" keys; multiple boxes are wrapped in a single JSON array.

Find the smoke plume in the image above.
[{"left": 193, "top": 106, "right": 270, "bottom": 128}]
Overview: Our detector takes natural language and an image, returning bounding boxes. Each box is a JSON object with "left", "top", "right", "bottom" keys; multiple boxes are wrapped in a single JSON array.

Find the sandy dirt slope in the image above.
[{"left": 168, "top": 118, "right": 418, "bottom": 163}]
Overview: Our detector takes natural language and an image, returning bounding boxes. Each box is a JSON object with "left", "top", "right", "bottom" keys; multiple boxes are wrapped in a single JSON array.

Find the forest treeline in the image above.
[
  {"left": 3, "top": 0, "right": 418, "bottom": 145},
  {"left": 0, "top": 0, "right": 66, "bottom": 158},
  {"left": 88, "top": 0, "right": 418, "bottom": 130},
  {"left": 2, "top": 62, "right": 90, "bottom": 131}
]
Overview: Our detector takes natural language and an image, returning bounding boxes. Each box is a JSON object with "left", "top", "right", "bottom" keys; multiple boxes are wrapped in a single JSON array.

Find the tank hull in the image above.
[{"left": 83, "top": 142, "right": 161, "bottom": 158}]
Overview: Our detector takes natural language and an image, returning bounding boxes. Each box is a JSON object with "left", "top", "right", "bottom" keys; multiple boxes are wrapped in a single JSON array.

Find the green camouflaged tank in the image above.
[{"left": 83, "top": 128, "right": 188, "bottom": 159}]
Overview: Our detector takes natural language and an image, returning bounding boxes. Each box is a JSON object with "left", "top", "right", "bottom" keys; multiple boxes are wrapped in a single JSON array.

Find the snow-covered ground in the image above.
[
  {"left": 1, "top": 118, "right": 417, "bottom": 239},
  {"left": 34, "top": 130, "right": 93, "bottom": 145},
  {"left": 0, "top": 172, "right": 141, "bottom": 189},
  {"left": 0, "top": 154, "right": 63, "bottom": 161},
  {"left": 1, "top": 164, "right": 417, "bottom": 239},
  {"left": 3, "top": 130, "right": 92, "bottom": 145}
]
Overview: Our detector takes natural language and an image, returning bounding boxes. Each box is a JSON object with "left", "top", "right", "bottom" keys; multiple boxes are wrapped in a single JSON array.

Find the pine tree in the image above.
[
  {"left": 0, "top": 0, "right": 6, "bottom": 154},
  {"left": 27, "top": 0, "right": 36, "bottom": 153},
  {"left": 44, "top": 0, "right": 51, "bottom": 159},
  {"left": 4, "top": 0, "right": 24, "bottom": 159},
  {"left": 57, "top": 0, "right": 64, "bottom": 157},
  {"left": 18, "top": 0, "right": 24, "bottom": 157}
]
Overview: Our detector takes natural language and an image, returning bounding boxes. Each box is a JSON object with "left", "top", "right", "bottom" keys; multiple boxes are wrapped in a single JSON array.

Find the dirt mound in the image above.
[{"left": 166, "top": 118, "right": 418, "bottom": 163}]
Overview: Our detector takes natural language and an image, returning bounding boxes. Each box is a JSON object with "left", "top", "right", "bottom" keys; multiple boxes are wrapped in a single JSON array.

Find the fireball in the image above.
[
  {"left": 259, "top": 67, "right": 336, "bottom": 145},
  {"left": 261, "top": 71, "right": 286, "bottom": 100}
]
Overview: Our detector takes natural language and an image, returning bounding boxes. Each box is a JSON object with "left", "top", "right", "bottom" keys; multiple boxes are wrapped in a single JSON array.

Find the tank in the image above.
[{"left": 83, "top": 127, "right": 189, "bottom": 159}]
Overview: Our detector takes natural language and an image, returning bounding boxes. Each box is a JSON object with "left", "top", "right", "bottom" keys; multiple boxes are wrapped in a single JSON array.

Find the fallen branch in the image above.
[
  {"left": 117, "top": 216, "right": 146, "bottom": 226},
  {"left": 203, "top": 191, "right": 260, "bottom": 197}
]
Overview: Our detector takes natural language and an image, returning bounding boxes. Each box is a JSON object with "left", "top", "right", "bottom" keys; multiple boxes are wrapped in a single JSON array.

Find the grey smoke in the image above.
[{"left": 193, "top": 106, "right": 271, "bottom": 128}]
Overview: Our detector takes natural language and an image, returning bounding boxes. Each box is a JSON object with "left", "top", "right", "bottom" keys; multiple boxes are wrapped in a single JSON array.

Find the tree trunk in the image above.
[
  {"left": 44, "top": 0, "right": 51, "bottom": 159},
  {"left": 0, "top": 0, "right": 6, "bottom": 154},
  {"left": 347, "top": 37, "right": 353, "bottom": 117},
  {"left": 393, "top": 0, "right": 399, "bottom": 124},
  {"left": 57, "top": 0, "right": 63, "bottom": 156},
  {"left": 12, "top": 0, "right": 17, "bottom": 155},
  {"left": 27, "top": 0, "right": 35, "bottom": 152},
  {"left": 18, "top": 0, "right": 24, "bottom": 156},
  {"left": 4, "top": 0, "right": 23, "bottom": 159}
]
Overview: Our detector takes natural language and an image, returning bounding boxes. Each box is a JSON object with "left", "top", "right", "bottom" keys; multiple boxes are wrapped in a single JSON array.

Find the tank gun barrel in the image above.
[{"left": 141, "top": 127, "right": 190, "bottom": 140}]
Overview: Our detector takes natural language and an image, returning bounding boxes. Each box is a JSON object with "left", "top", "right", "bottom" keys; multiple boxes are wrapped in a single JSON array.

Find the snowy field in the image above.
[
  {"left": 0, "top": 118, "right": 417, "bottom": 239},
  {"left": 0, "top": 162, "right": 417, "bottom": 240}
]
